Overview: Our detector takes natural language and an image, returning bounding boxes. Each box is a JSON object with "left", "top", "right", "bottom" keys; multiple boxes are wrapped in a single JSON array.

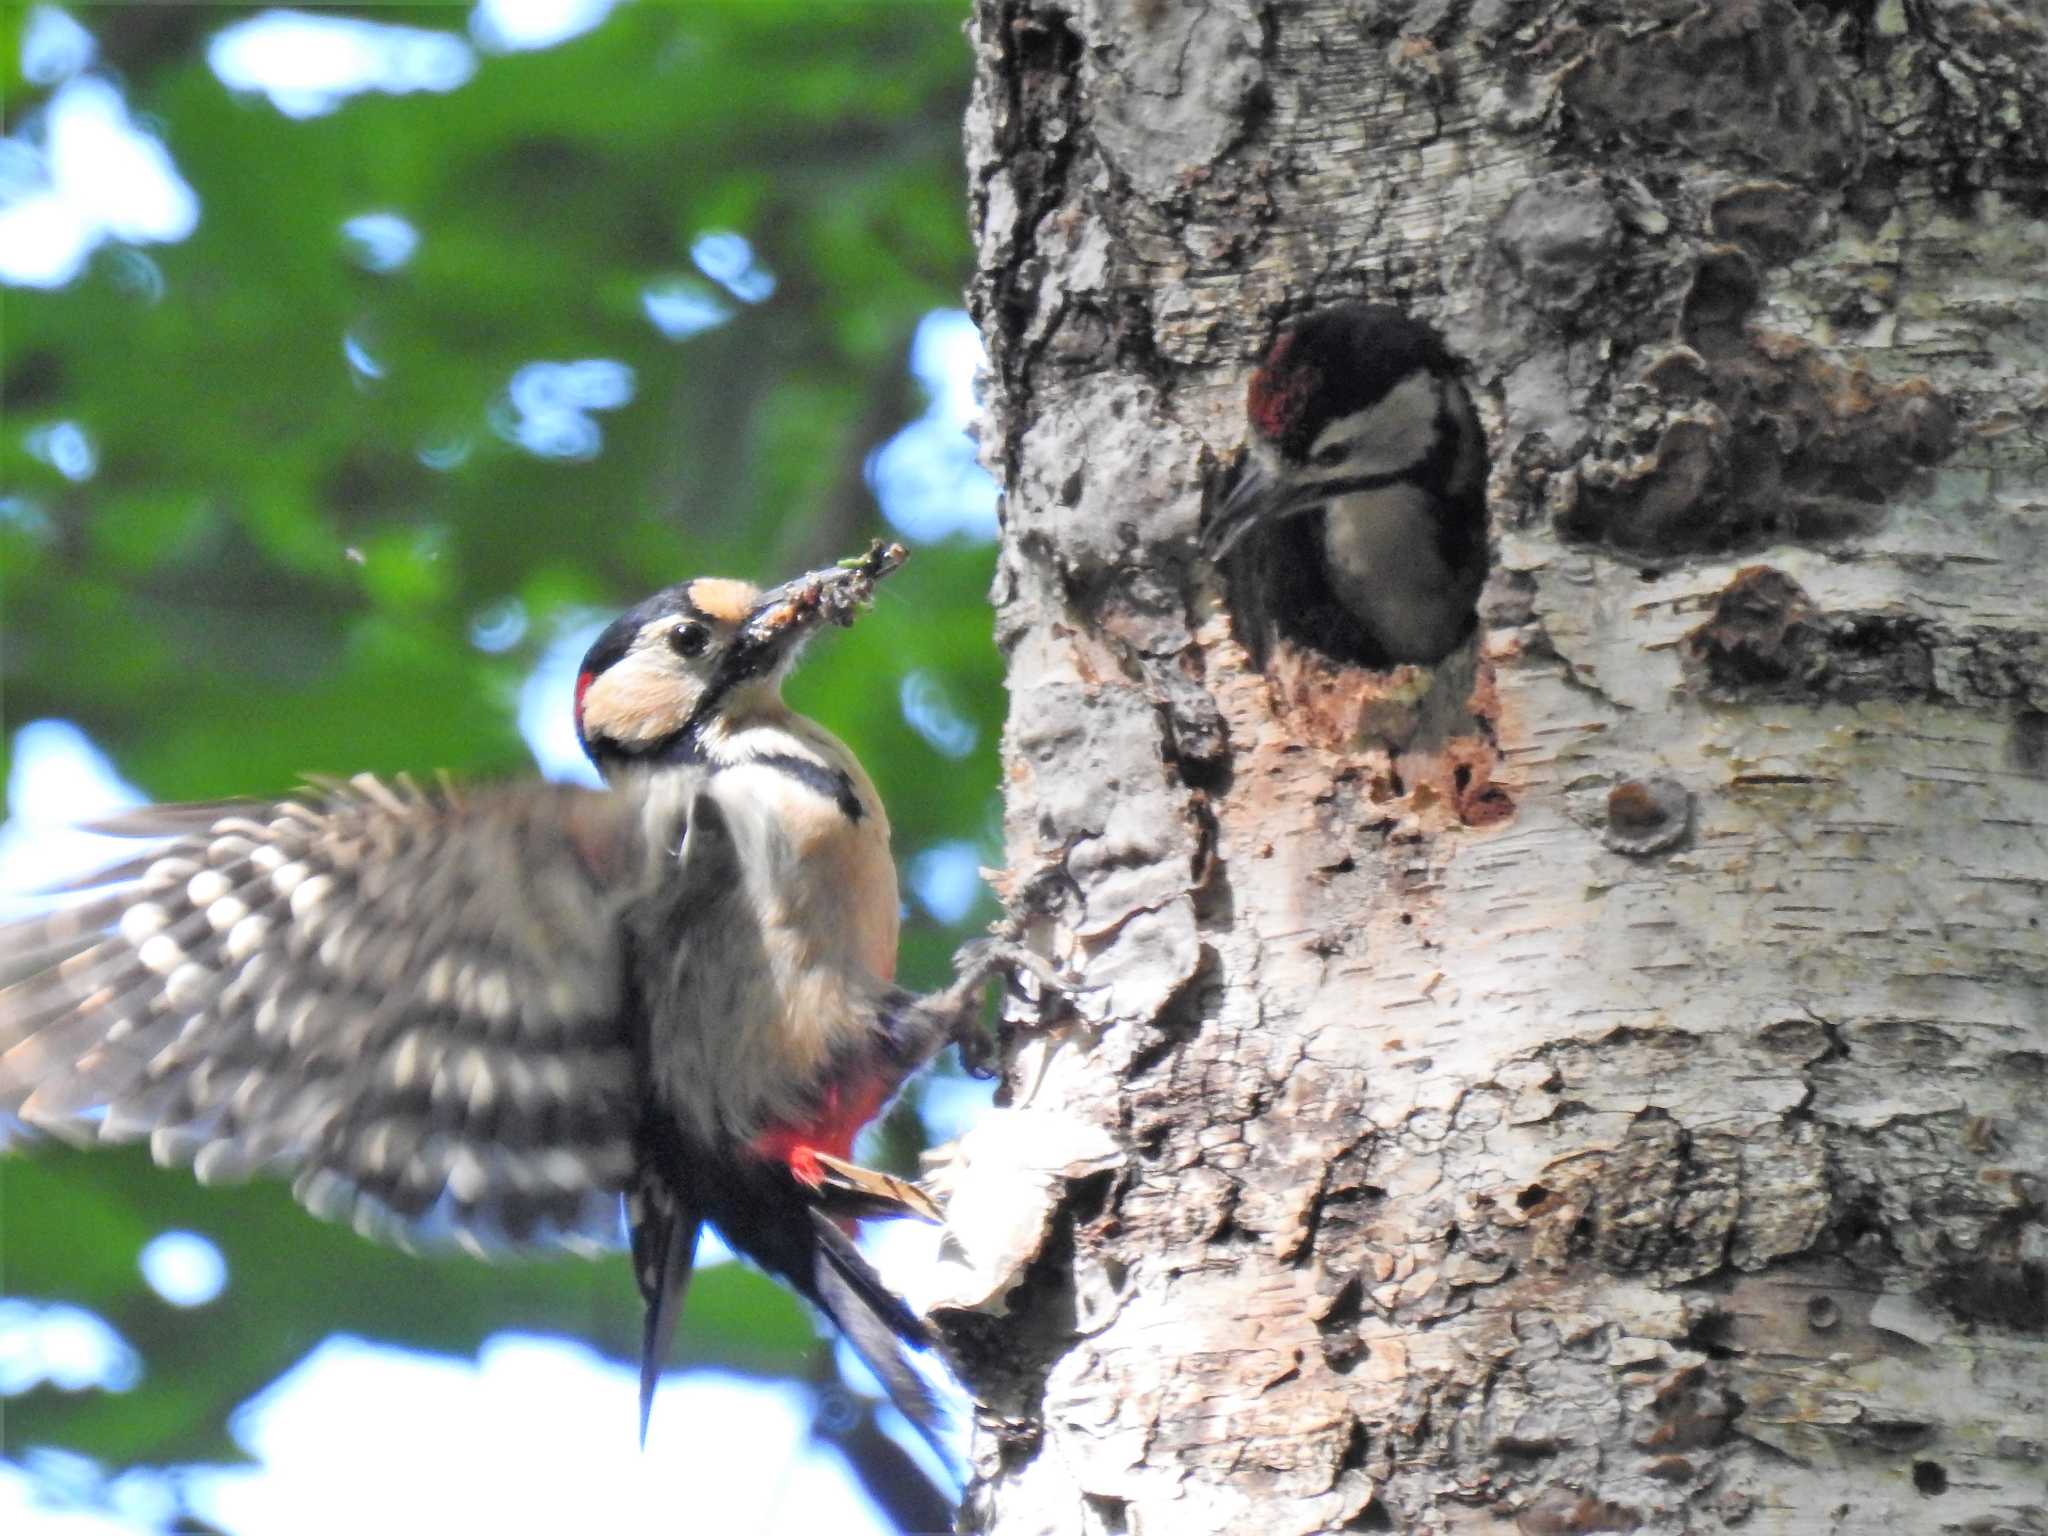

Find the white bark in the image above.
[{"left": 947, "top": 3, "right": 2047, "bottom": 1534}]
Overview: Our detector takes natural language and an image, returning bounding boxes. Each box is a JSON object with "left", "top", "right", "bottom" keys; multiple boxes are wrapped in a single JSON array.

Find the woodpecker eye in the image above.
[
  {"left": 1312, "top": 442, "right": 1350, "bottom": 468},
  {"left": 667, "top": 622, "right": 710, "bottom": 658}
]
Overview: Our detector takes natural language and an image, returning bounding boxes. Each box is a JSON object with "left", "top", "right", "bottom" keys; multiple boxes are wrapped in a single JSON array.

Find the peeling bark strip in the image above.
[{"left": 955, "top": 2, "right": 2047, "bottom": 1534}]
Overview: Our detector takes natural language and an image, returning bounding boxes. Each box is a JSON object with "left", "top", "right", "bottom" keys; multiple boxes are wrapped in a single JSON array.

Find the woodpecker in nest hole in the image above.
[
  {"left": 1203, "top": 302, "right": 1489, "bottom": 667},
  {"left": 0, "top": 541, "right": 1041, "bottom": 1449}
]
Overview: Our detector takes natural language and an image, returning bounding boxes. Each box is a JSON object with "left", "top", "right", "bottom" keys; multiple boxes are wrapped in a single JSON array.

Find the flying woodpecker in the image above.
[{"left": 0, "top": 542, "right": 1032, "bottom": 1449}]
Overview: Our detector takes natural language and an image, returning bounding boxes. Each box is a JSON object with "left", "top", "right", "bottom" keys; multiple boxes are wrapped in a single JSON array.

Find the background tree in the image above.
[
  {"left": 948, "top": 2, "right": 2048, "bottom": 1532},
  {"left": 3, "top": 4, "right": 990, "bottom": 1530}
]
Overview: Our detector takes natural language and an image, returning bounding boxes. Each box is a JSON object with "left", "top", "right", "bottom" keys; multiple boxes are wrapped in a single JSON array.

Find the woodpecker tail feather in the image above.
[
  {"left": 806, "top": 1206, "right": 949, "bottom": 1450},
  {"left": 627, "top": 1162, "right": 703, "bottom": 1448},
  {"left": 649, "top": 1149, "right": 949, "bottom": 1453}
]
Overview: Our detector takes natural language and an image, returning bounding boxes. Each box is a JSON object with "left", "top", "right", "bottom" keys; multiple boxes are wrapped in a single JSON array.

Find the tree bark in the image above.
[{"left": 942, "top": 3, "right": 2048, "bottom": 1533}]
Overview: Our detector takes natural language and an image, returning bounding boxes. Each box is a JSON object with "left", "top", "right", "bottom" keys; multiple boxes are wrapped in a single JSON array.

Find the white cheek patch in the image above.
[
  {"left": 1309, "top": 372, "right": 1443, "bottom": 478},
  {"left": 580, "top": 650, "right": 699, "bottom": 744}
]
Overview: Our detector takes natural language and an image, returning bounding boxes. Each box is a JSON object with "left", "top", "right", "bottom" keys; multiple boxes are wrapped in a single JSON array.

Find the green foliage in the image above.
[{"left": 1, "top": 1, "right": 992, "bottom": 1480}]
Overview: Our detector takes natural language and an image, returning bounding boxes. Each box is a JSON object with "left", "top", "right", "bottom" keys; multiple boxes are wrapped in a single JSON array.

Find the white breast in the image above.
[
  {"left": 646, "top": 717, "right": 900, "bottom": 1143},
  {"left": 1320, "top": 485, "right": 1475, "bottom": 664}
]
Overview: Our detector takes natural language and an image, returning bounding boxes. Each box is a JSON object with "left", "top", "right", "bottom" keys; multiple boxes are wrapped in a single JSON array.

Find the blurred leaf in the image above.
[{"left": 0, "top": 1143, "right": 814, "bottom": 1465}]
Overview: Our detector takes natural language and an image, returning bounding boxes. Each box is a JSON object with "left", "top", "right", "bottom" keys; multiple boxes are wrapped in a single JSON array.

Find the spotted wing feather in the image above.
[{"left": 0, "top": 774, "right": 657, "bottom": 1253}]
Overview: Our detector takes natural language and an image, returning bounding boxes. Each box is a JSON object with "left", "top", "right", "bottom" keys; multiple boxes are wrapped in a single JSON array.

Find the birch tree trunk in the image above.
[{"left": 937, "top": 3, "right": 2048, "bottom": 1533}]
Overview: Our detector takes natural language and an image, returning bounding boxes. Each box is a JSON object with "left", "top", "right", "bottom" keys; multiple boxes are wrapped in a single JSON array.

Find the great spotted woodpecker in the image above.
[
  {"left": 0, "top": 542, "right": 1022, "bottom": 1447},
  {"left": 1203, "top": 302, "right": 1489, "bottom": 667}
]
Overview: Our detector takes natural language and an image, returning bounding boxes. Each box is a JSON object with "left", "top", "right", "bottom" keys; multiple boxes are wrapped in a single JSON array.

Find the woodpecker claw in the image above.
[
  {"left": 943, "top": 931, "right": 1077, "bottom": 1077},
  {"left": 961, "top": 933, "right": 1073, "bottom": 996},
  {"left": 955, "top": 1027, "right": 1000, "bottom": 1081}
]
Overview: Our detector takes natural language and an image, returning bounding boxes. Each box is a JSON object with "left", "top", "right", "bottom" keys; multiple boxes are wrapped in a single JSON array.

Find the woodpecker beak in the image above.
[
  {"left": 727, "top": 541, "right": 907, "bottom": 680},
  {"left": 1206, "top": 454, "right": 1405, "bottom": 564}
]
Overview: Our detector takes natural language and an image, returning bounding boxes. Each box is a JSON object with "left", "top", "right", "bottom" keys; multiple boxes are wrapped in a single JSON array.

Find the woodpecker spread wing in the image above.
[{"left": 0, "top": 774, "right": 658, "bottom": 1253}]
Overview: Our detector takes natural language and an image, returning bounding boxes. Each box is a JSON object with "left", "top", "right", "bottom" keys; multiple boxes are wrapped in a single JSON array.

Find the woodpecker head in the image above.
[
  {"left": 574, "top": 546, "right": 903, "bottom": 773},
  {"left": 1203, "top": 303, "right": 1471, "bottom": 562}
]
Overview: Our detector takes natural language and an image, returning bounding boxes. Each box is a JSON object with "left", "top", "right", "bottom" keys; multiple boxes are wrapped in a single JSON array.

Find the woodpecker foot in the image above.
[
  {"left": 944, "top": 934, "right": 1074, "bottom": 1077},
  {"left": 952, "top": 935, "right": 1068, "bottom": 994},
  {"left": 809, "top": 1151, "right": 943, "bottom": 1224}
]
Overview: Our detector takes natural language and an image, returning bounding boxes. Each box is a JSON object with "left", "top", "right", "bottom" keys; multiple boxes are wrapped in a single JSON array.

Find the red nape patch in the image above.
[
  {"left": 573, "top": 669, "right": 596, "bottom": 729},
  {"left": 752, "top": 1078, "right": 892, "bottom": 1186},
  {"left": 1248, "top": 349, "right": 1320, "bottom": 446}
]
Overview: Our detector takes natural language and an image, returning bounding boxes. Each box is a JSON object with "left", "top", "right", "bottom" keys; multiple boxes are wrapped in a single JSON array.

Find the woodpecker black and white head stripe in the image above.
[
  {"left": 574, "top": 545, "right": 904, "bottom": 775},
  {"left": 1245, "top": 303, "right": 1457, "bottom": 464},
  {"left": 573, "top": 577, "right": 766, "bottom": 770}
]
